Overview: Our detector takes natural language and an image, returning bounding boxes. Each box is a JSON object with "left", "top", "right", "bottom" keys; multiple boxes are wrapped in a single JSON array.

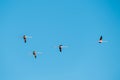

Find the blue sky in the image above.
[{"left": 0, "top": 0, "right": 120, "bottom": 80}]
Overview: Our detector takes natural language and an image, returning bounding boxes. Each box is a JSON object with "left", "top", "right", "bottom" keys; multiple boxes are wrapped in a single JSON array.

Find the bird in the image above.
[
  {"left": 99, "top": 36, "right": 103, "bottom": 43},
  {"left": 23, "top": 35, "right": 27, "bottom": 43},
  {"left": 33, "top": 51, "right": 37, "bottom": 59},
  {"left": 59, "top": 45, "right": 63, "bottom": 52}
]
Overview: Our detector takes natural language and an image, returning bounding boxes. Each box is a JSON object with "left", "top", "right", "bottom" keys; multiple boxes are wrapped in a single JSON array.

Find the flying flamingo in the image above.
[
  {"left": 23, "top": 35, "right": 32, "bottom": 43},
  {"left": 98, "top": 36, "right": 108, "bottom": 43}
]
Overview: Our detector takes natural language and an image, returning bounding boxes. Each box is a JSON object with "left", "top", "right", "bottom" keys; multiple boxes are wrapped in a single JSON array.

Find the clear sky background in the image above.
[{"left": 0, "top": 0, "right": 120, "bottom": 80}]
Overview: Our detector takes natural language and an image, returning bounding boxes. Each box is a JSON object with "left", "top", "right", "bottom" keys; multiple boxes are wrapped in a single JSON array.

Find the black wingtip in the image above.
[
  {"left": 24, "top": 40, "right": 26, "bottom": 43},
  {"left": 34, "top": 56, "right": 37, "bottom": 59},
  {"left": 60, "top": 49, "right": 62, "bottom": 52},
  {"left": 99, "top": 36, "right": 102, "bottom": 40},
  {"left": 99, "top": 42, "right": 102, "bottom": 43}
]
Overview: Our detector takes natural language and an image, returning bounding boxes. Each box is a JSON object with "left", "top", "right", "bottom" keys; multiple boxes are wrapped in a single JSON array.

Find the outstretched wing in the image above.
[
  {"left": 24, "top": 39, "right": 26, "bottom": 43},
  {"left": 99, "top": 36, "right": 102, "bottom": 40},
  {"left": 59, "top": 47, "right": 62, "bottom": 52},
  {"left": 59, "top": 45, "right": 63, "bottom": 52},
  {"left": 34, "top": 55, "right": 37, "bottom": 59},
  {"left": 23, "top": 35, "right": 27, "bottom": 43}
]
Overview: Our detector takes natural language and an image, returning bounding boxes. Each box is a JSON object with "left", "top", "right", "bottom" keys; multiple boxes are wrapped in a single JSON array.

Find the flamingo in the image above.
[
  {"left": 23, "top": 35, "right": 32, "bottom": 43},
  {"left": 59, "top": 45, "right": 63, "bottom": 52},
  {"left": 99, "top": 36, "right": 103, "bottom": 43},
  {"left": 23, "top": 35, "right": 27, "bottom": 43},
  {"left": 33, "top": 51, "right": 37, "bottom": 59}
]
